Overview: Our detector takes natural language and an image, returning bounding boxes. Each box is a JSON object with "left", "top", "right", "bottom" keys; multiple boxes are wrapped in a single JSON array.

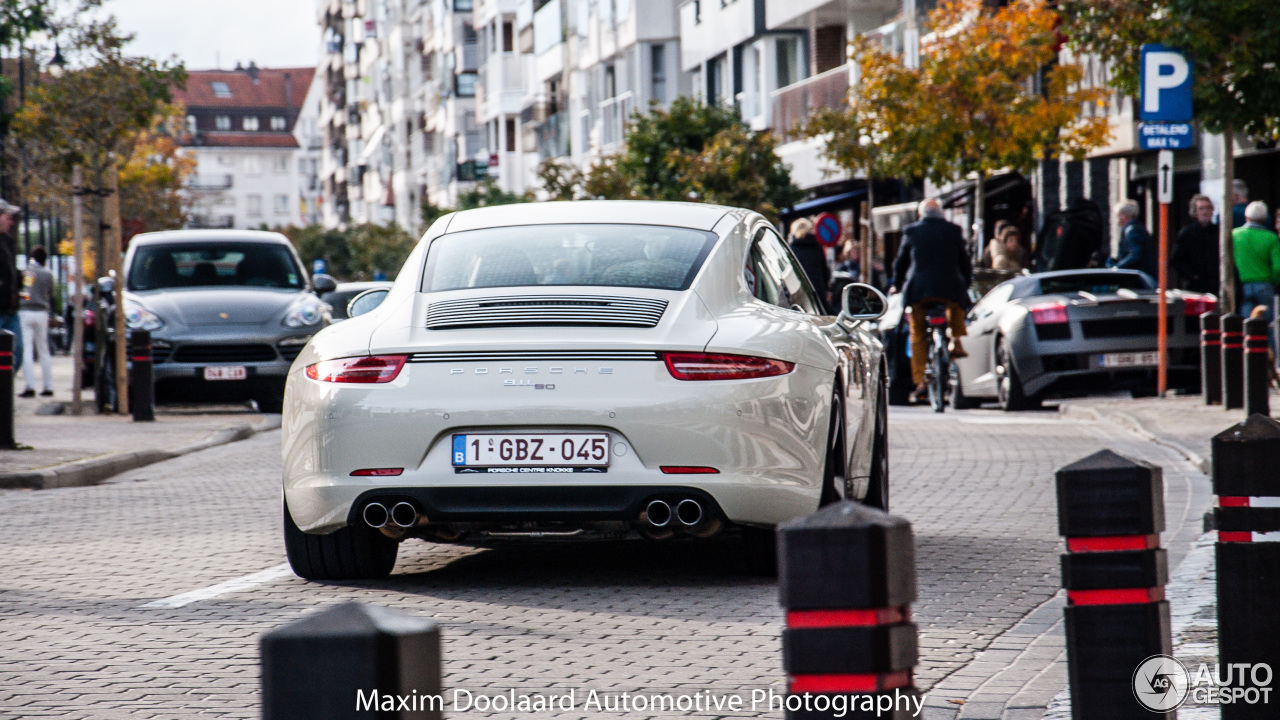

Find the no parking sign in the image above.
[{"left": 813, "top": 212, "right": 842, "bottom": 248}]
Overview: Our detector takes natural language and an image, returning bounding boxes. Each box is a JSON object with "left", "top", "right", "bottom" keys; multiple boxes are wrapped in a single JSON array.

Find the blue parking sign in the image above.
[{"left": 1140, "top": 44, "right": 1192, "bottom": 122}]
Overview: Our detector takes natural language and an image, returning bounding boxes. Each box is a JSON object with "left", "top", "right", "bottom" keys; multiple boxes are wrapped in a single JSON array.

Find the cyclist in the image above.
[{"left": 890, "top": 198, "right": 973, "bottom": 403}]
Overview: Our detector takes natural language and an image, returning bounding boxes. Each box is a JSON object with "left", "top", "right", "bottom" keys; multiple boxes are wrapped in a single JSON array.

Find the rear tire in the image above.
[
  {"left": 864, "top": 377, "right": 890, "bottom": 511},
  {"left": 950, "top": 364, "right": 981, "bottom": 409},
  {"left": 255, "top": 378, "right": 286, "bottom": 414},
  {"left": 996, "top": 341, "right": 1035, "bottom": 412},
  {"left": 741, "top": 526, "right": 778, "bottom": 577},
  {"left": 819, "top": 395, "right": 846, "bottom": 506},
  {"left": 283, "top": 500, "right": 398, "bottom": 580}
]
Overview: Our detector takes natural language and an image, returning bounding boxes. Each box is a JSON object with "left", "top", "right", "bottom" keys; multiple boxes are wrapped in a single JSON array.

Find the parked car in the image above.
[
  {"left": 951, "top": 269, "right": 1214, "bottom": 410},
  {"left": 121, "top": 230, "right": 336, "bottom": 412},
  {"left": 320, "top": 281, "right": 394, "bottom": 321},
  {"left": 280, "top": 200, "right": 891, "bottom": 580}
]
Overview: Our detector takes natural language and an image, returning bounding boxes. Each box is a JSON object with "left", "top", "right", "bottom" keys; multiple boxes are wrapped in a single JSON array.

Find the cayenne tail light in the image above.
[
  {"left": 1029, "top": 302, "right": 1069, "bottom": 325},
  {"left": 305, "top": 355, "right": 407, "bottom": 383},
  {"left": 662, "top": 352, "right": 795, "bottom": 381},
  {"left": 1184, "top": 295, "right": 1218, "bottom": 316}
]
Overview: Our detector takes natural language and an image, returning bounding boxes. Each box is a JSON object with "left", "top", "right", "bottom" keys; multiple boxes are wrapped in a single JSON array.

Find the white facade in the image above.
[{"left": 188, "top": 147, "right": 306, "bottom": 229}]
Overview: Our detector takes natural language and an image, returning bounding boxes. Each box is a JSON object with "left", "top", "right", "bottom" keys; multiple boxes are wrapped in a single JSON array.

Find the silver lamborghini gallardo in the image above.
[{"left": 281, "top": 201, "right": 889, "bottom": 579}]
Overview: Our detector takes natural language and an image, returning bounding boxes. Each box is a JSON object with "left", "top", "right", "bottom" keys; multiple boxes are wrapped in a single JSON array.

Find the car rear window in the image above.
[
  {"left": 420, "top": 224, "right": 718, "bottom": 292},
  {"left": 128, "top": 243, "right": 304, "bottom": 291},
  {"left": 1036, "top": 273, "right": 1152, "bottom": 296}
]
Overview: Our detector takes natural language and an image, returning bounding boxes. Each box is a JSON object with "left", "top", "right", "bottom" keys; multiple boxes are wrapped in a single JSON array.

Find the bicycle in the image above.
[{"left": 921, "top": 303, "right": 952, "bottom": 413}]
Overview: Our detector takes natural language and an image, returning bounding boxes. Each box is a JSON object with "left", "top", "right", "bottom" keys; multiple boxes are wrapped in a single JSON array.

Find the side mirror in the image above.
[
  {"left": 840, "top": 283, "right": 887, "bottom": 323},
  {"left": 312, "top": 273, "right": 338, "bottom": 294},
  {"left": 347, "top": 288, "right": 390, "bottom": 318}
]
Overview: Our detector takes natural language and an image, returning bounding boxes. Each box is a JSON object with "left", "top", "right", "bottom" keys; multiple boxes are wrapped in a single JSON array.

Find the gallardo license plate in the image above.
[
  {"left": 1098, "top": 351, "right": 1159, "bottom": 368},
  {"left": 452, "top": 433, "right": 610, "bottom": 473}
]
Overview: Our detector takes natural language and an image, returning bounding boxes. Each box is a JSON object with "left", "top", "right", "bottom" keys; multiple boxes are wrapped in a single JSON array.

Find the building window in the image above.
[
  {"left": 693, "top": 0, "right": 701, "bottom": 24},
  {"left": 650, "top": 45, "right": 667, "bottom": 103},
  {"left": 243, "top": 116, "right": 260, "bottom": 131},
  {"left": 708, "top": 55, "right": 726, "bottom": 106},
  {"left": 218, "top": 155, "right": 234, "bottom": 167},
  {"left": 247, "top": 195, "right": 262, "bottom": 217},
  {"left": 453, "top": 0, "right": 473, "bottom": 9},
  {"left": 245, "top": 156, "right": 262, "bottom": 175},
  {"left": 274, "top": 194, "right": 289, "bottom": 215},
  {"left": 270, "top": 116, "right": 287, "bottom": 131},
  {"left": 456, "top": 72, "right": 477, "bottom": 97},
  {"left": 186, "top": 115, "right": 197, "bottom": 134},
  {"left": 776, "top": 37, "right": 800, "bottom": 89},
  {"left": 505, "top": 118, "right": 516, "bottom": 152},
  {"left": 215, "top": 115, "right": 231, "bottom": 131},
  {"left": 272, "top": 155, "right": 288, "bottom": 174},
  {"left": 211, "top": 81, "right": 232, "bottom": 98},
  {"left": 502, "top": 21, "right": 514, "bottom": 52}
]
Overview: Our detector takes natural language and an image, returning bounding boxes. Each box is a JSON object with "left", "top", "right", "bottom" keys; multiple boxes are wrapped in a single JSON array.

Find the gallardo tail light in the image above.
[
  {"left": 1184, "top": 295, "right": 1217, "bottom": 316},
  {"left": 662, "top": 352, "right": 794, "bottom": 381},
  {"left": 1029, "top": 302, "right": 1069, "bottom": 325},
  {"left": 305, "top": 355, "right": 407, "bottom": 383}
]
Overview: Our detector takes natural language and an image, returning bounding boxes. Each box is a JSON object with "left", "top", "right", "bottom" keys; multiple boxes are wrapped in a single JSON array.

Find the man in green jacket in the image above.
[{"left": 1233, "top": 201, "right": 1280, "bottom": 344}]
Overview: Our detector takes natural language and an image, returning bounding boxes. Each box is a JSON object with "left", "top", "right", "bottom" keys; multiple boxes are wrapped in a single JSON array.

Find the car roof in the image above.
[
  {"left": 331, "top": 281, "right": 393, "bottom": 292},
  {"left": 441, "top": 200, "right": 735, "bottom": 234},
  {"left": 129, "top": 229, "right": 292, "bottom": 246},
  {"left": 1028, "top": 268, "right": 1150, "bottom": 281}
]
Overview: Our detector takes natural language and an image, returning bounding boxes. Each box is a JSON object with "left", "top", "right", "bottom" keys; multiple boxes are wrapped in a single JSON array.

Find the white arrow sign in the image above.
[{"left": 1157, "top": 150, "right": 1174, "bottom": 205}]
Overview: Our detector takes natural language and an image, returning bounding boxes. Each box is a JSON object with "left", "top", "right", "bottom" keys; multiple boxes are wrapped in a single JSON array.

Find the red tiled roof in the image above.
[
  {"left": 174, "top": 66, "right": 315, "bottom": 110},
  {"left": 199, "top": 132, "right": 300, "bottom": 149}
]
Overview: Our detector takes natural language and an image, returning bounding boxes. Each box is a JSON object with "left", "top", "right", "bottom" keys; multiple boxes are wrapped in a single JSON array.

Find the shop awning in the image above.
[{"left": 782, "top": 189, "right": 868, "bottom": 219}]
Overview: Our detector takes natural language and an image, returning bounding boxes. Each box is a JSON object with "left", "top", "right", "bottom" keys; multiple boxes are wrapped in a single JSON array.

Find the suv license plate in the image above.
[
  {"left": 204, "top": 366, "right": 247, "bottom": 381},
  {"left": 452, "top": 433, "right": 610, "bottom": 469},
  {"left": 1098, "top": 351, "right": 1159, "bottom": 368}
]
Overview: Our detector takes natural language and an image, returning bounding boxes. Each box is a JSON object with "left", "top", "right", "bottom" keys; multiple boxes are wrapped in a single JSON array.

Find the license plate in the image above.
[
  {"left": 452, "top": 433, "right": 610, "bottom": 468},
  {"left": 1098, "top": 351, "right": 1159, "bottom": 368},
  {"left": 204, "top": 366, "right": 247, "bottom": 381}
]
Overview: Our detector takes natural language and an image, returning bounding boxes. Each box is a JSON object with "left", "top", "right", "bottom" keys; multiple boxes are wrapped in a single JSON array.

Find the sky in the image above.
[{"left": 107, "top": 0, "right": 321, "bottom": 70}]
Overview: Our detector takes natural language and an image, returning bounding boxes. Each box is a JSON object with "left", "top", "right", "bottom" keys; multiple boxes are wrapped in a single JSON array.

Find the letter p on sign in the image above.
[{"left": 1140, "top": 44, "right": 1192, "bottom": 122}]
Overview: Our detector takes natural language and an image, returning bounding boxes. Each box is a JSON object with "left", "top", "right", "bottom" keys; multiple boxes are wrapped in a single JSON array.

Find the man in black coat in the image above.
[
  {"left": 787, "top": 217, "right": 830, "bottom": 313},
  {"left": 1171, "top": 194, "right": 1220, "bottom": 294},
  {"left": 0, "top": 199, "right": 23, "bottom": 371},
  {"left": 892, "top": 198, "right": 973, "bottom": 398}
]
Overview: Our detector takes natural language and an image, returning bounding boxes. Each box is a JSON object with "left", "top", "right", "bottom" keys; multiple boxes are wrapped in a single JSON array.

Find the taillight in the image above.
[
  {"left": 350, "top": 468, "right": 404, "bottom": 476},
  {"left": 1029, "top": 302, "right": 1069, "bottom": 325},
  {"left": 662, "top": 352, "right": 795, "bottom": 381},
  {"left": 1184, "top": 295, "right": 1218, "bottom": 316},
  {"left": 660, "top": 466, "right": 720, "bottom": 474},
  {"left": 305, "top": 355, "right": 407, "bottom": 383}
]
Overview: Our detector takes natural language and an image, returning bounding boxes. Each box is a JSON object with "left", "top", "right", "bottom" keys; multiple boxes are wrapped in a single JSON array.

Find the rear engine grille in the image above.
[
  {"left": 426, "top": 295, "right": 668, "bottom": 329},
  {"left": 1041, "top": 353, "right": 1082, "bottom": 372},
  {"left": 171, "top": 343, "right": 278, "bottom": 364},
  {"left": 1035, "top": 323, "right": 1071, "bottom": 341},
  {"left": 1080, "top": 317, "right": 1174, "bottom": 339},
  {"left": 409, "top": 350, "right": 661, "bottom": 363}
]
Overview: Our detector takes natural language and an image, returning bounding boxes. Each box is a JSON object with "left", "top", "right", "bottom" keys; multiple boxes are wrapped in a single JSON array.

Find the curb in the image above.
[
  {"left": 1057, "top": 402, "right": 1211, "bottom": 475},
  {"left": 0, "top": 415, "right": 283, "bottom": 490}
]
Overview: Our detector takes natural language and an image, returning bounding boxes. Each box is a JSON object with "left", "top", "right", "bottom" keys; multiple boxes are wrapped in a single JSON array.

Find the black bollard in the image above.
[
  {"left": 1213, "top": 415, "right": 1280, "bottom": 719},
  {"left": 1244, "top": 317, "right": 1270, "bottom": 417},
  {"left": 778, "top": 503, "right": 921, "bottom": 720},
  {"left": 0, "top": 330, "right": 13, "bottom": 449},
  {"left": 128, "top": 329, "right": 154, "bottom": 422},
  {"left": 1056, "top": 450, "right": 1173, "bottom": 719},
  {"left": 261, "top": 602, "right": 442, "bottom": 720},
  {"left": 1202, "top": 312, "right": 1222, "bottom": 405},
  {"left": 1223, "top": 313, "right": 1245, "bottom": 410}
]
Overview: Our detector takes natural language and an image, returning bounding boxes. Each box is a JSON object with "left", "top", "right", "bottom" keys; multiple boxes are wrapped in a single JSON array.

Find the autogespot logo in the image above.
[{"left": 1133, "top": 655, "right": 1190, "bottom": 711}]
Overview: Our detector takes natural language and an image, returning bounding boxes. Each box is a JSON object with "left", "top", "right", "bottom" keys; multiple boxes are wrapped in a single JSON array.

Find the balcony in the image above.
[
  {"left": 599, "top": 91, "right": 633, "bottom": 149},
  {"left": 187, "top": 174, "right": 234, "bottom": 192},
  {"left": 189, "top": 214, "right": 236, "bottom": 229},
  {"left": 769, "top": 63, "right": 850, "bottom": 143}
]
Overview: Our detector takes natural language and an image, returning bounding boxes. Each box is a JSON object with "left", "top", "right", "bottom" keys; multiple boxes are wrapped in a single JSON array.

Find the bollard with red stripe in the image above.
[
  {"left": 128, "top": 329, "right": 155, "bottom": 422},
  {"left": 1244, "top": 317, "right": 1269, "bottom": 417},
  {"left": 1202, "top": 312, "right": 1222, "bottom": 405},
  {"left": 1213, "top": 415, "right": 1280, "bottom": 719},
  {"left": 778, "top": 502, "right": 921, "bottom": 719},
  {"left": 1222, "top": 313, "right": 1244, "bottom": 410},
  {"left": 0, "top": 330, "right": 14, "bottom": 449},
  {"left": 1056, "top": 450, "right": 1173, "bottom": 719}
]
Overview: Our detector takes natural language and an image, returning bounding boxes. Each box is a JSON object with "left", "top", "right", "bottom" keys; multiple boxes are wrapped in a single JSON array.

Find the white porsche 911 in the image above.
[{"left": 281, "top": 201, "right": 889, "bottom": 579}]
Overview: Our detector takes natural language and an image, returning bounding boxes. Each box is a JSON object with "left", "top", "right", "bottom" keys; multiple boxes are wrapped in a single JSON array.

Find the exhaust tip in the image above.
[
  {"left": 362, "top": 502, "right": 389, "bottom": 528},
  {"left": 646, "top": 499, "right": 672, "bottom": 527},
  {"left": 675, "top": 499, "right": 703, "bottom": 526},
  {"left": 390, "top": 501, "right": 419, "bottom": 528}
]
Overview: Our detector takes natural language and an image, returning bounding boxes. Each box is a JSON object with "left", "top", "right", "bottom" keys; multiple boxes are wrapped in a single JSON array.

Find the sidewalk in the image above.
[{"left": 1, "top": 354, "right": 276, "bottom": 489}]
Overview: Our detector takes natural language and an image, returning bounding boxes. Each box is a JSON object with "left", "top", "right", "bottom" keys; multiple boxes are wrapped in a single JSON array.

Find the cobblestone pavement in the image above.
[{"left": 0, "top": 405, "right": 1212, "bottom": 719}]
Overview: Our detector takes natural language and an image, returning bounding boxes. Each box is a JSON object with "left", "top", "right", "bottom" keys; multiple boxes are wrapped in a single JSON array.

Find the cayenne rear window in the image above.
[
  {"left": 420, "top": 224, "right": 717, "bottom": 292},
  {"left": 129, "top": 243, "right": 304, "bottom": 291},
  {"left": 1037, "top": 273, "right": 1152, "bottom": 296}
]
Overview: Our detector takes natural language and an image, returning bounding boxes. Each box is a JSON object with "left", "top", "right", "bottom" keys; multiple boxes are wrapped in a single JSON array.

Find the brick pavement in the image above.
[{"left": 0, "top": 405, "right": 1212, "bottom": 719}]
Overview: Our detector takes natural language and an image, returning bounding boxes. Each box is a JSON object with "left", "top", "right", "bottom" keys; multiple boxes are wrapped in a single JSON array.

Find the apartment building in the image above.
[{"left": 176, "top": 64, "right": 316, "bottom": 230}]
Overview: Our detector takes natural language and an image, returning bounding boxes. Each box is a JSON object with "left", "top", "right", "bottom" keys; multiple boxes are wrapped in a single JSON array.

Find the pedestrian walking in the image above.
[
  {"left": 0, "top": 199, "right": 23, "bottom": 373},
  {"left": 1232, "top": 201, "right": 1280, "bottom": 346},
  {"left": 1231, "top": 179, "right": 1249, "bottom": 229},
  {"left": 787, "top": 217, "right": 830, "bottom": 312},
  {"left": 1171, "top": 194, "right": 1220, "bottom": 294},
  {"left": 19, "top": 245, "right": 54, "bottom": 397},
  {"left": 1107, "top": 199, "right": 1158, "bottom": 278}
]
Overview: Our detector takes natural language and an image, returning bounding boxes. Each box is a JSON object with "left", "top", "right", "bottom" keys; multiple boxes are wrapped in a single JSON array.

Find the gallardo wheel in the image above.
[
  {"left": 283, "top": 501, "right": 398, "bottom": 580},
  {"left": 996, "top": 341, "right": 1035, "bottom": 412}
]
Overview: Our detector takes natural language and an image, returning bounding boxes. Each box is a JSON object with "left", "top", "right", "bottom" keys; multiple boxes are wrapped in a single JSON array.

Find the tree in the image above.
[
  {"left": 118, "top": 102, "right": 195, "bottom": 232},
  {"left": 282, "top": 223, "right": 416, "bottom": 282},
  {"left": 854, "top": 0, "right": 1111, "bottom": 251},
  {"left": 534, "top": 157, "right": 583, "bottom": 201},
  {"left": 455, "top": 176, "right": 532, "bottom": 209},
  {"left": 1061, "top": 0, "right": 1280, "bottom": 310},
  {"left": 671, "top": 124, "right": 800, "bottom": 222}
]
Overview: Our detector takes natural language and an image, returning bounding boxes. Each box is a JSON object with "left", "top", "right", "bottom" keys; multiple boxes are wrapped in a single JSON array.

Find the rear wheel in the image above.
[
  {"left": 996, "top": 341, "right": 1036, "bottom": 412},
  {"left": 950, "top": 364, "right": 981, "bottom": 409},
  {"left": 283, "top": 500, "right": 398, "bottom": 580},
  {"left": 255, "top": 378, "right": 286, "bottom": 414},
  {"left": 864, "top": 377, "right": 889, "bottom": 511},
  {"left": 926, "top": 336, "right": 948, "bottom": 413},
  {"left": 819, "top": 394, "right": 847, "bottom": 506}
]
